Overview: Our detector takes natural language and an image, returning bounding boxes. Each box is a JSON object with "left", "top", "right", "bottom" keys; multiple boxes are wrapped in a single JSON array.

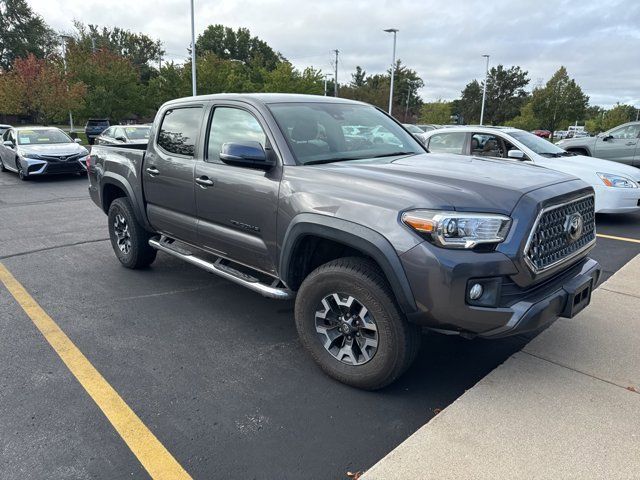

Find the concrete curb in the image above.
[{"left": 364, "top": 255, "right": 640, "bottom": 480}]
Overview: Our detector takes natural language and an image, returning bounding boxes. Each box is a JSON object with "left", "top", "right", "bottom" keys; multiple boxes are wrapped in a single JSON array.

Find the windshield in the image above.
[
  {"left": 510, "top": 131, "right": 565, "bottom": 155},
  {"left": 17, "top": 129, "right": 72, "bottom": 145},
  {"left": 268, "top": 103, "right": 424, "bottom": 165},
  {"left": 87, "top": 120, "right": 109, "bottom": 127},
  {"left": 125, "top": 126, "right": 151, "bottom": 140}
]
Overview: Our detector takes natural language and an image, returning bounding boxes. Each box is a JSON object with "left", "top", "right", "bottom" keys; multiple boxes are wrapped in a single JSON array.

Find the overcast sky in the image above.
[{"left": 31, "top": 0, "right": 639, "bottom": 107}]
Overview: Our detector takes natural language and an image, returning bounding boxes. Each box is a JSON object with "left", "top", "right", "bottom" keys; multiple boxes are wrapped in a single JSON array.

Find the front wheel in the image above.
[
  {"left": 107, "top": 197, "right": 157, "bottom": 268},
  {"left": 295, "top": 257, "right": 421, "bottom": 390},
  {"left": 0, "top": 156, "right": 7, "bottom": 172},
  {"left": 16, "top": 159, "right": 28, "bottom": 181}
]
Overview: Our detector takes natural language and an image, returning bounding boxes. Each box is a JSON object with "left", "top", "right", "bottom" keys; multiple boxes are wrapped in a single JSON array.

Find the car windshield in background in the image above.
[
  {"left": 510, "top": 131, "right": 567, "bottom": 155},
  {"left": 403, "top": 124, "right": 424, "bottom": 134},
  {"left": 125, "top": 126, "right": 151, "bottom": 140},
  {"left": 17, "top": 129, "right": 72, "bottom": 145},
  {"left": 268, "top": 103, "right": 423, "bottom": 165},
  {"left": 87, "top": 120, "right": 109, "bottom": 127}
]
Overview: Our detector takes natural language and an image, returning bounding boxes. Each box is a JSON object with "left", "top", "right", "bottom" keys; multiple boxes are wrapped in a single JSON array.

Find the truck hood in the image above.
[
  {"left": 18, "top": 143, "right": 88, "bottom": 157},
  {"left": 319, "top": 153, "right": 577, "bottom": 214}
]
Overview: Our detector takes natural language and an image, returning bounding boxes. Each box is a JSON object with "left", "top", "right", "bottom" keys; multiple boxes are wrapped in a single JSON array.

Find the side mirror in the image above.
[
  {"left": 115, "top": 136, "right": 127, "bottom": 142},
  {"left": 2, "top": 140, "right": 14, "bottom": 148},
  {"left": 602, "top": 135, "right": 613, "bottom": 142},
  {"left": 74, "top": 138, "right": 83, "bottom": 144},
  {"left": 507, "top": 149, "right": 526, "bottom": 160},
  {"left": 219, "top": 141, "right": 274, "bottom": 169}
]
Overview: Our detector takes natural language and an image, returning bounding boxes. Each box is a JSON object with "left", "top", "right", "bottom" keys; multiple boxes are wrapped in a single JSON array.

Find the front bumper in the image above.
[
  {"left": 594, "top": 185, "right": 640, "bottom": 214},
  {"left": 400, "top": 240, "right": 601, "bottom": 338},
  {"left": 20, "top": 157, "right": 86, "bottom": 176}
]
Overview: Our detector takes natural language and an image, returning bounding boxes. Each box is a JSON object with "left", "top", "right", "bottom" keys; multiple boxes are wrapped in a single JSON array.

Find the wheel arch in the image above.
[
  {"left": 280, "top": 214, "right": 418, "bottom": 315},
  {"left": 101, "top": 173, "right": 149, "bottom": 229}
]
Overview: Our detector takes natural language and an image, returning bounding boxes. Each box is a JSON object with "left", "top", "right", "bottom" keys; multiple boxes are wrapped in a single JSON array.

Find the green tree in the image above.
[
  {"left": 67, "top": 45, "right": 142, "bottom": 122},
  {"left": 350, "top": 66, "right": 366, "bottom": 87},
  {"left": 419, "top": 100, "right": 452, "bottom": 124},
  {"left": 194, "top": 53, "right": 256, "bottom": 94},
  {"left": 71, "top": 21, "right": 164, "bottom": 84},
  {"left": 505, "top": 101, "right": 538, "bottom": 131},
  {"left": 0, "top": 0, "right": 58, "bottom": 71},
  {"left": 586, "top": 103, "right": 637, "bottom": 133},
  {"left": 455, "top": 80, "right": 482, "bottom": 124},
  {"left": 145, "top": 62, "right": 190, "bottom": 111},
  {"left": 262, "top": 62, "right": 323, "bottom": 94},
  {"left": 196, "top": 25, "right": 283, "bottom": 71},
  {"left": 530, "top": 66, "right": 589, "bottom": 135},
  {"left": 455, "top": 65, "right": 529, "bottom": 125}
]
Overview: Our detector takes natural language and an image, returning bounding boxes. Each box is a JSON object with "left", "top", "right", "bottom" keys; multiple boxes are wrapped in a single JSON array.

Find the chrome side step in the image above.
[{"left": 149, "top": 237, "right": 294, "bottom": 300}]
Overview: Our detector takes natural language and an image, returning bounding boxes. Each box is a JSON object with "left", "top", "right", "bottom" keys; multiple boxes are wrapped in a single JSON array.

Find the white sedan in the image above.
[{"left": 422, "top": 126, "right": 640, "bottom": 214}]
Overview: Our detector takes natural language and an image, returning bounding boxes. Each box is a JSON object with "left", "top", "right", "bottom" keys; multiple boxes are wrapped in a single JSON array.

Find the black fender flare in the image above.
[
  {"left": 279, "top": 213, "right": 418, "bottom": 315},
  {"left": 101, "top": 172, "right": 150, "bottom": 229}
]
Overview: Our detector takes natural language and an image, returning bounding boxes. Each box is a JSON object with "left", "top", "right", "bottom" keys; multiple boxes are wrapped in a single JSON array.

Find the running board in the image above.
[{"left": 148, "top": 237, "right": 294, "bottom": 300}]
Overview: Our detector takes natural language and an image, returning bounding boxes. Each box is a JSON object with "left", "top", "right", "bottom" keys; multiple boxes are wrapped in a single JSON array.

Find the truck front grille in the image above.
[{"left": 524, "top": 194, "right": 595, "bottom": 273}]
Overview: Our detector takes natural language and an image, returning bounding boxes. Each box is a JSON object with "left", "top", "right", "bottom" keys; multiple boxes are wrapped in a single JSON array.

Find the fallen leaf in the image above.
[
  {"left": 433, "top": 408, "right": 442, "bottom": 415},
  {"left": 347, "top": 471, "right": 364, "bottom": 479},
  {"left": 626, "top": 386, "right": 638, "bottom": 393}
]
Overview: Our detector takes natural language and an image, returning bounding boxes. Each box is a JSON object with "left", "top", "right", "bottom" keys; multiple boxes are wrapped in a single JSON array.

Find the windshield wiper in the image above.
[
  {"left": 303, "top": 157, "right": 363, "bottom": 166},
  {"left": 370, "top": 151, "right": 418, "bottom": 158},
  {"left": 539, "top": 152, "right": 564, "bottom": 158}
]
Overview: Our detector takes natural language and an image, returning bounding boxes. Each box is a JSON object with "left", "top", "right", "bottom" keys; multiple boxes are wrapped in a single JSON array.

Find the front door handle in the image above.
[
  {"left": 195, "top": 176, "right": 214, "bottom": 187},
  {"left": 626, "top": 142, "right": 636, "bottom": 146},
  {"left": 146, "top": 166, "right": 159, "bottom": 176}
]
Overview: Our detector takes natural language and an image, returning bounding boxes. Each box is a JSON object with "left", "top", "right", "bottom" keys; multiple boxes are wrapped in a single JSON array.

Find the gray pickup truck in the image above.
[{"left": 88, "top": 93, "right": 601, "bottom": 389}]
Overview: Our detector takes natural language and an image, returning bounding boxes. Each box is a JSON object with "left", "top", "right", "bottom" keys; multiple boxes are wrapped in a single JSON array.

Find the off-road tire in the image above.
[
  {"left": 107, "top": 197, "right": 157, "bottom": 268},
  {"left": 295, "top": 257, "right": 421, "bottom": 390}
]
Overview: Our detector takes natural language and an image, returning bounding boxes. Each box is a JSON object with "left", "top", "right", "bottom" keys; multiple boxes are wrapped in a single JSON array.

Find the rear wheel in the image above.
[
  {"left": 295, "top": 257, "right": 421, "bottom": 390},
  {"left": 107, "top": 197, "right": 157, "bottom": 268}
]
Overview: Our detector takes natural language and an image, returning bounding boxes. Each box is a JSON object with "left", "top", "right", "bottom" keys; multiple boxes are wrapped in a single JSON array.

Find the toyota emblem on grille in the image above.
[{"left": 564, "top": 213, "right": 584, "bottom": 243}]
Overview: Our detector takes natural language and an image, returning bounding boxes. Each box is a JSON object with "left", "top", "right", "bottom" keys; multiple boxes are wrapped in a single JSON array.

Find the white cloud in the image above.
[{"left": 30, "top": 0, "right": 640, "bottom": 107}]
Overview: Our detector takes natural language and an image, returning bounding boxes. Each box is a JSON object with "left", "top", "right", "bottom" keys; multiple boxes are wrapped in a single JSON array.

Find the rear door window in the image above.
[
  {"left": 471, "top": 133, "right": 505, "bottom": 158},
  {"left": 157, "top": 107, "right": 202, "bottom": 157},
  {"left": 427, "top": 132, "right": 467, "bottom": 154}
]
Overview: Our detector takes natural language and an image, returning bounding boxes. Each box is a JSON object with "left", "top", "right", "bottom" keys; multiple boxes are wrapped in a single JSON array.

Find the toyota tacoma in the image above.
[{"left": 88, "top": 94, "right": 601, "bottom": 389}]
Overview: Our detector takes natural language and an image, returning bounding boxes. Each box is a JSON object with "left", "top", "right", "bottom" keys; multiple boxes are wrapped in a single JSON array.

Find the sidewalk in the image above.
[{"left": 364, "top": 255, "right": 640, "bottom": 480}]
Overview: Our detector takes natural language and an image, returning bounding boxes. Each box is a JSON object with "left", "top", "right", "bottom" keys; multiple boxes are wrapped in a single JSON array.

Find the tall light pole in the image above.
[
  {"left": 59, "top": 35, "right": 74, "bottom": 133},
  {"left": 479, "top": 54, "right": 490, "bottom": 125},
  {"left": 333, "top": 50, "right": 339, "bottom": 97},
  {"left": 384, "top": 28, "right": 398, "bottom": 115},
  {"left": 190, "top": 0, "right": 197, "bottom": 96},
  {"left": 324, "top": 73, "right": 333, "bottom": 96}
]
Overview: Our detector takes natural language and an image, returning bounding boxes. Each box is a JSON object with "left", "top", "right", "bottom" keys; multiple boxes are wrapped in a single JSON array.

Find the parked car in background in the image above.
[
  {"left": 557, "top": 121, "right": 640, "bottom": 165},
  {"left": 554, "top": 130, "right": 568, "bottom": 140},
  {"left": 417, "top": 124, "right": 441, "bottom": 131},
  {"left": 87, "top": 93, "right": 600, "bottom": 389},
  {"left": 403, "top": 124, "right": 427, "bottom": 144},
  {"left": 95, "top": 125, "right": 151, "bottom": 146},
  {"left": 422, "top": 126, "right": 640, "bottom": 214},
  {"left": 531, "top": 129, "right": 551, "bottom": 138},
  {"left": 0, "top": 124, "right": 11, "bottom": 137},
  {"left": 0, "top": 127, "right": 89, "bottom": 180},
  {"left": 85, "top": 119, "right": 110, "bottom": 145}
]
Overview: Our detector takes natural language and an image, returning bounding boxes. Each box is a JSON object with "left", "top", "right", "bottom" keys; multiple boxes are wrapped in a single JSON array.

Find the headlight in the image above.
[
  {"left": 597, "top": 172, "right": 638, "bottom": 189},
  {"left": 22, "top": 153, "right": 42, "bottom": 159},
  {"left": 401, "top": 210, "right": 512, "bottom": 249}
]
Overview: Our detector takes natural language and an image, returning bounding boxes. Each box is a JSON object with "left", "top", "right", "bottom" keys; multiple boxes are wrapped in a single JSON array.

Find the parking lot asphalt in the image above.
[{"left": 1, "top": 172, "right": 639, "bottom": 480}]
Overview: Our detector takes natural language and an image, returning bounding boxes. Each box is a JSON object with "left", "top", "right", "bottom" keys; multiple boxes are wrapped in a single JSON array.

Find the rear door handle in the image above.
[
  {"left": 195, "top": 176, "right": 214, "bottom": 187},
  {"left": 146, "top": 166, "right": 159, "bottom": 176},
  {"left": 626, "top": 142, "right": 637, "bottom": 146}
]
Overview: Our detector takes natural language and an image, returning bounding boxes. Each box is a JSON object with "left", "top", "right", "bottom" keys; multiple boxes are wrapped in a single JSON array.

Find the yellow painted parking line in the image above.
[
  {"left": 597, "top": 233, "right": 640, "bottom": 244},
  {"left": 0, "top": 263, "right": 192, "bottom": 480}
]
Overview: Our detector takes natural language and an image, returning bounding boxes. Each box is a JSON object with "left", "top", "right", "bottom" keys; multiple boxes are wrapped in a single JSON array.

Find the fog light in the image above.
[{"left": 469, "top": 283, "right": 484, "bottom": 300}]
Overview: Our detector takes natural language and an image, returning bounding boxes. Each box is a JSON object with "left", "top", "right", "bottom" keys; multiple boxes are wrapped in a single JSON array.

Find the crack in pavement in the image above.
[
  {"left": 0, "top": 238, "right": 110, "bottom": 260},
  {"left": 521, "top": 350, "right": 640, "bottom": 394}
]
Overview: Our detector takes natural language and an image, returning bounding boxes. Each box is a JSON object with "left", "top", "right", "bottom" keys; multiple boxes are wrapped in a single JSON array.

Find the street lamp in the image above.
[
  {"left": 479, "top": 54, "right": 490, "bottom": 125},
  {"left": 59, "top": 34, "right": 74, "bottom": 133},
  {"left": 324, "top": 73, "right": 334, "bottom": 96},
  {"left": 384, "top": 28, "right": 399, "bottom": 115},
  {"left": 190, "top": 0, "right": 197, "bottom": 96}
]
